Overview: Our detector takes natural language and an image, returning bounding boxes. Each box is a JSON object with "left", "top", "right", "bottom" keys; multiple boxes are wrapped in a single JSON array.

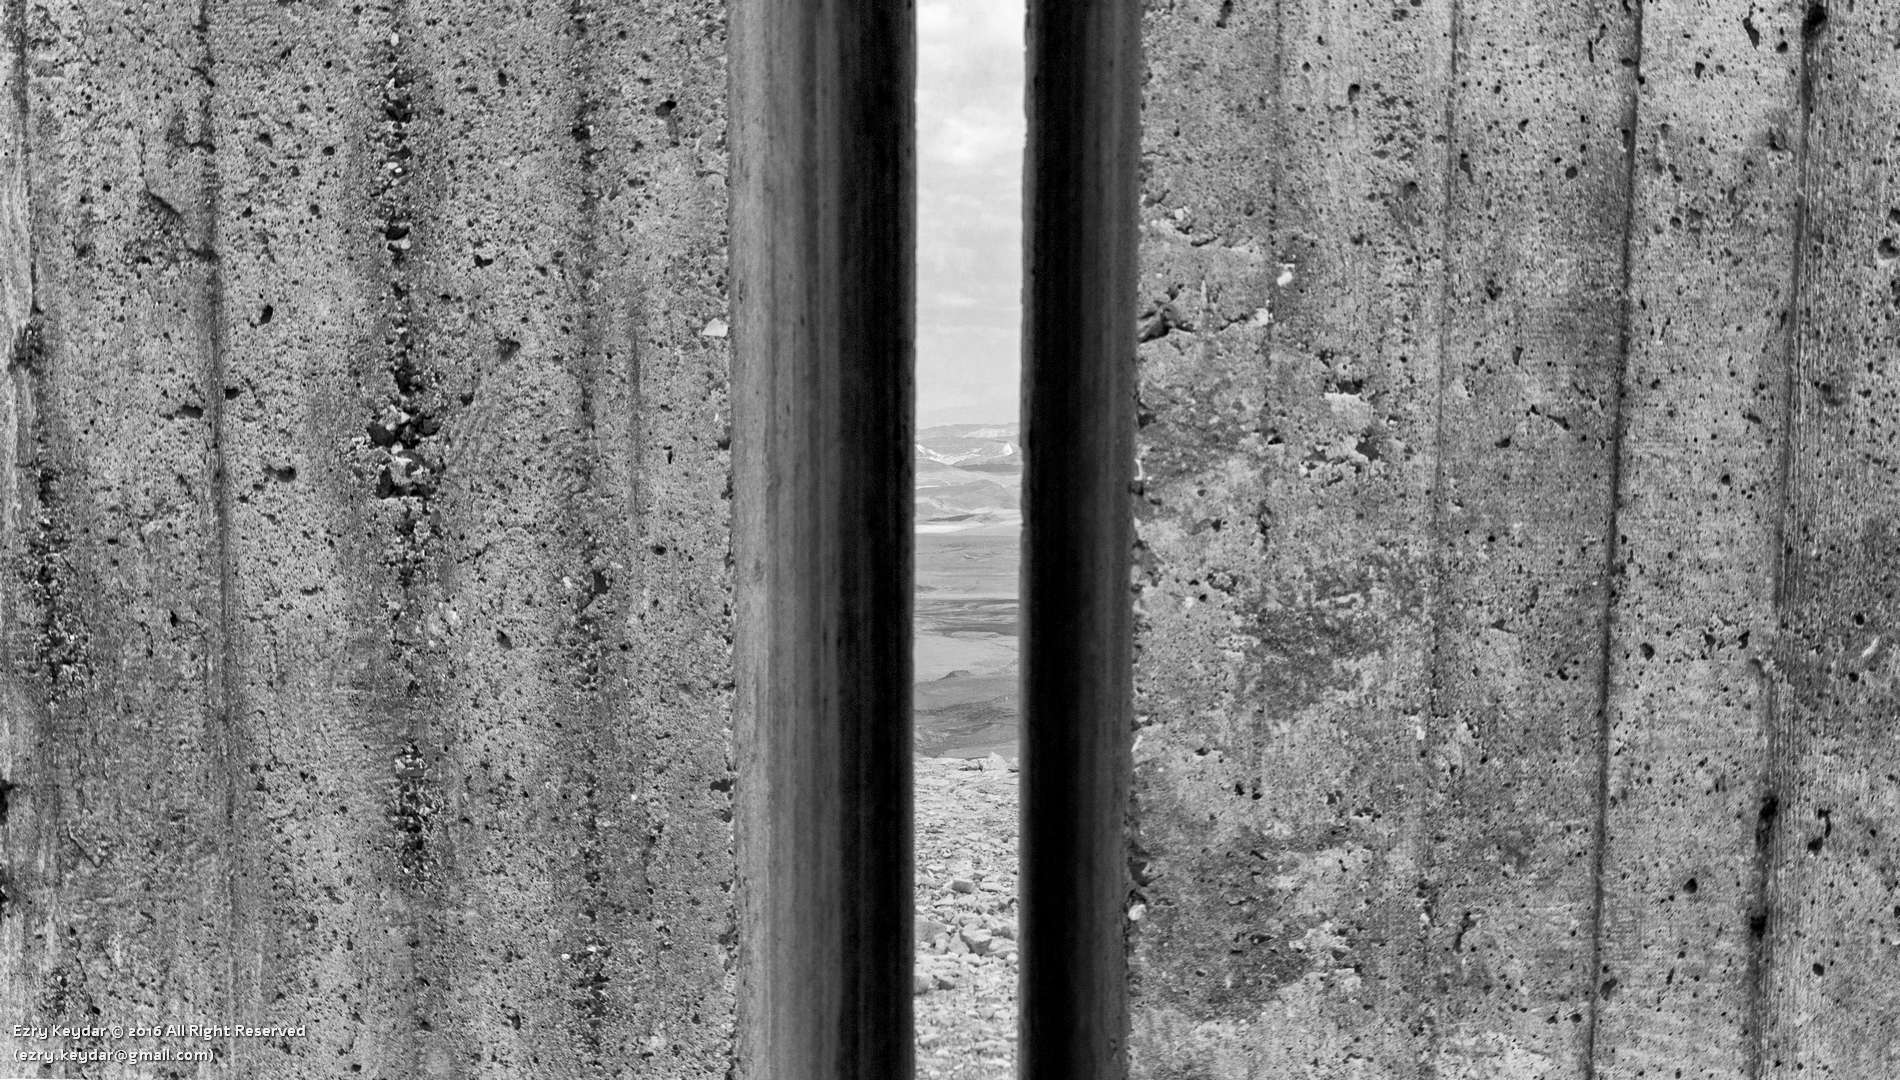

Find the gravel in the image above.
[{"left": 915, "top": 754, "right": 1019, "bottom": 1079}]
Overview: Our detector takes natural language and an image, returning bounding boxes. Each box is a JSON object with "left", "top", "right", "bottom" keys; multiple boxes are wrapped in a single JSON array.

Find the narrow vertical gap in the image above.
[
  {"left": 910, "top": 0, "right": 1026, "bottom": 1072},
  {"left": 1743, "top": 9, "right": 1822, "bottom": 1076},
  {"left": 1583, "top": 2, "right": 1646, "bottom": 1074}
]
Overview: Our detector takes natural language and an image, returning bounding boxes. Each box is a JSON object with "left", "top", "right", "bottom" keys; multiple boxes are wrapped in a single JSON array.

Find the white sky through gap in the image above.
[{"left": 916, "top": 0, "right": 1025, "bottom": 428}]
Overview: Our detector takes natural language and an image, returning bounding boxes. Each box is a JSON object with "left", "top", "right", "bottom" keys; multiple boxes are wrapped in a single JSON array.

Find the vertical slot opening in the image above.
[{"left": 912, "top": 0, "right": 1027, "bottom": 1072}]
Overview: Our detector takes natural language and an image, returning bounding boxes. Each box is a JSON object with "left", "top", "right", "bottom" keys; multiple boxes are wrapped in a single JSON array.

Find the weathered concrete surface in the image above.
[
  {"left": 1133, "top": 0, "right": 1900, "bottom": 1076},
  {"left": 1428, "top": 0, "right": 1637, "bottom": 1073},
  {"left": 1758, "top": 2, "right": 1900, "bottom": 1074},
  {"left": 3, "top": 0, "right": 237, "bottom": 1054},
  {"left": 1132, "top": 0, "right": 1449, "bottom": 1072},
  {"left": 1593, "top": 3, "right": 1804, "bottom": 1077},
  {"left": 9, "top": 1, "right": 1900, "bottom": 1075},
  {"left": 2, "top": 1, "right": 733, "bottom": 1075}
]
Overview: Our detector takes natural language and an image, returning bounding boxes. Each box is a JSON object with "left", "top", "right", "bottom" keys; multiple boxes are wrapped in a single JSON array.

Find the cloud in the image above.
[{"left": 916, "top": 0, "right": 1023, "bottom": 428}]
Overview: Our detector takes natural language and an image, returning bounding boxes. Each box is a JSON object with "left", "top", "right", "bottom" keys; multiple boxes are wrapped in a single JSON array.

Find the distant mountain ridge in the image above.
[
  {"left": 915, "top": 423, "right": 1019, "bottom": 531},
  {"left": 915, "top": 424, "right": 1020, "bottom": 467}
]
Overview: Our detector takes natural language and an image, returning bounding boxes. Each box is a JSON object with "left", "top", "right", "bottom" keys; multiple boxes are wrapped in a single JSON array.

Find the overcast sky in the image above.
[{"left": 916, "top": 0, "right": 1024, "bottom": 428}]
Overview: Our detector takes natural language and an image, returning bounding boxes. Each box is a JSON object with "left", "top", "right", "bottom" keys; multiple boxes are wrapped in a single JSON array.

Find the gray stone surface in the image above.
[
  {"left": 1758, "top": 4, "right": 1900, "bottom": 1074},
  {"left": 2, "top": 1, "right": 732, "bottom": 1075},
  {"left": 1133, "top": 1, "right": 1900, "bottom": 1077},
  {"left": 6, "top": 3, "right": 1900, "bottom": 1077},
  {"left": 1133, "top": 0, "right": 1453, "bottom": 1071},
  {"left": 1132, "top": 2, "right": 1900, "bottom": 1080},
  {"left": 1594, "top": 3, "right": 1803, "bottom": 1076}
]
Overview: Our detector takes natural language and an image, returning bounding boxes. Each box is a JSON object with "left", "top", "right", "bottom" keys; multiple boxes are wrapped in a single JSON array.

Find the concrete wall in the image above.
[
  {"left": 1131, "top": 0, "right": 1900, "bottom": 1077},
  {"left": 1, "top": 1, "right": 734, "bottom": 1075},
  {"left": 8, "top": 1, "right": 1900, "bottom": 1077}
]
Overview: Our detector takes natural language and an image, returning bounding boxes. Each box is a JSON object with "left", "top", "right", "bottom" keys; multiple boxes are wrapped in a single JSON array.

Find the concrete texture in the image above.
[
  {"left": 1132, "top": 0, "right": 1900, "bottom": 1076},
  {"left": 1757, "top": 4, "right": 1900, "bottom": 1074},
  {"left": 5, "top": 1, "right": 1900, "bottom": 1077},
  {"left": 1, "top": 1, "right": 733, "bottom": 1076},
  {"left": 1594, "top": 3, "right": 1803, "bottom": 1076}
]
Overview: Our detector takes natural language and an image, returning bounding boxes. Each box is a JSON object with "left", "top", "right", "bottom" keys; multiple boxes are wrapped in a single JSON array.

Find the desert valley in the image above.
[{"left": 913, "top": 424, "right": 1021, "bottom": 759}]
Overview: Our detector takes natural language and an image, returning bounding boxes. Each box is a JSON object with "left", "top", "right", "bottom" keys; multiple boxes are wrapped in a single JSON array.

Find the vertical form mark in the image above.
[
  {"left": 1425, "top": 0, "right": 1465, "bottom": 814},
  {"left": 1583, "top": 0, "right": 1645, "bottom": 1074},
  {"left": 558, "top": 1, "right": 616, "bottom": 1061},
  {"left": 1420, "top": 0, "right": 1462, "bottom": 1063},
  {"left": 184, "top": 0, "right": 244, "bottom": 1067},
  {"left": 4, "top": 0, "right": 26, "bottom": 308},
  {"left": 0, "top": 0, "right": 33, "bottom": 1003},
  {"left": 364, "top": 10, "right": 449, "bottom": 1079},
  {"left": 1744, "top": 5, "right": 1824, "bottom": 1078},
  {"left": 566, "top": 0, "right": 605, "bottom": 439}
]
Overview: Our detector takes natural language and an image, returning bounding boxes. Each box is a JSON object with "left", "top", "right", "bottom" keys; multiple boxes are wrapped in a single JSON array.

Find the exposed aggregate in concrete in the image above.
[
  {"left": 2, "top": 1, "right": 733, "bottom": 1076},
  {"left": 1133, "top": 0, "right": 1900, "bottom": 1077},
  {"left": 5, "top": 1, "right": 1900, "bottom": 1077}
]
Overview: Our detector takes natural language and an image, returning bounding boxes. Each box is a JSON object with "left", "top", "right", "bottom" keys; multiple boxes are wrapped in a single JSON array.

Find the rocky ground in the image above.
[{"left": 915, "top": 753, "right": 1020, "bottom": 1078}]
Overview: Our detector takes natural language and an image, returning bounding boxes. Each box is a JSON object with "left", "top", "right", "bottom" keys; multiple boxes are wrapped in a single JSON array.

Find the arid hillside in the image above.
[{"left": 914, "top": 424, "right": 1020, "bottom": 760}]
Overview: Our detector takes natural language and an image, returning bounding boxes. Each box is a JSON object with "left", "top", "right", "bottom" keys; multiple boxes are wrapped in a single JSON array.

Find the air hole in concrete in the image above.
[{"left": 1802, "top": 3, "right": 1827, "bottom": 38}]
